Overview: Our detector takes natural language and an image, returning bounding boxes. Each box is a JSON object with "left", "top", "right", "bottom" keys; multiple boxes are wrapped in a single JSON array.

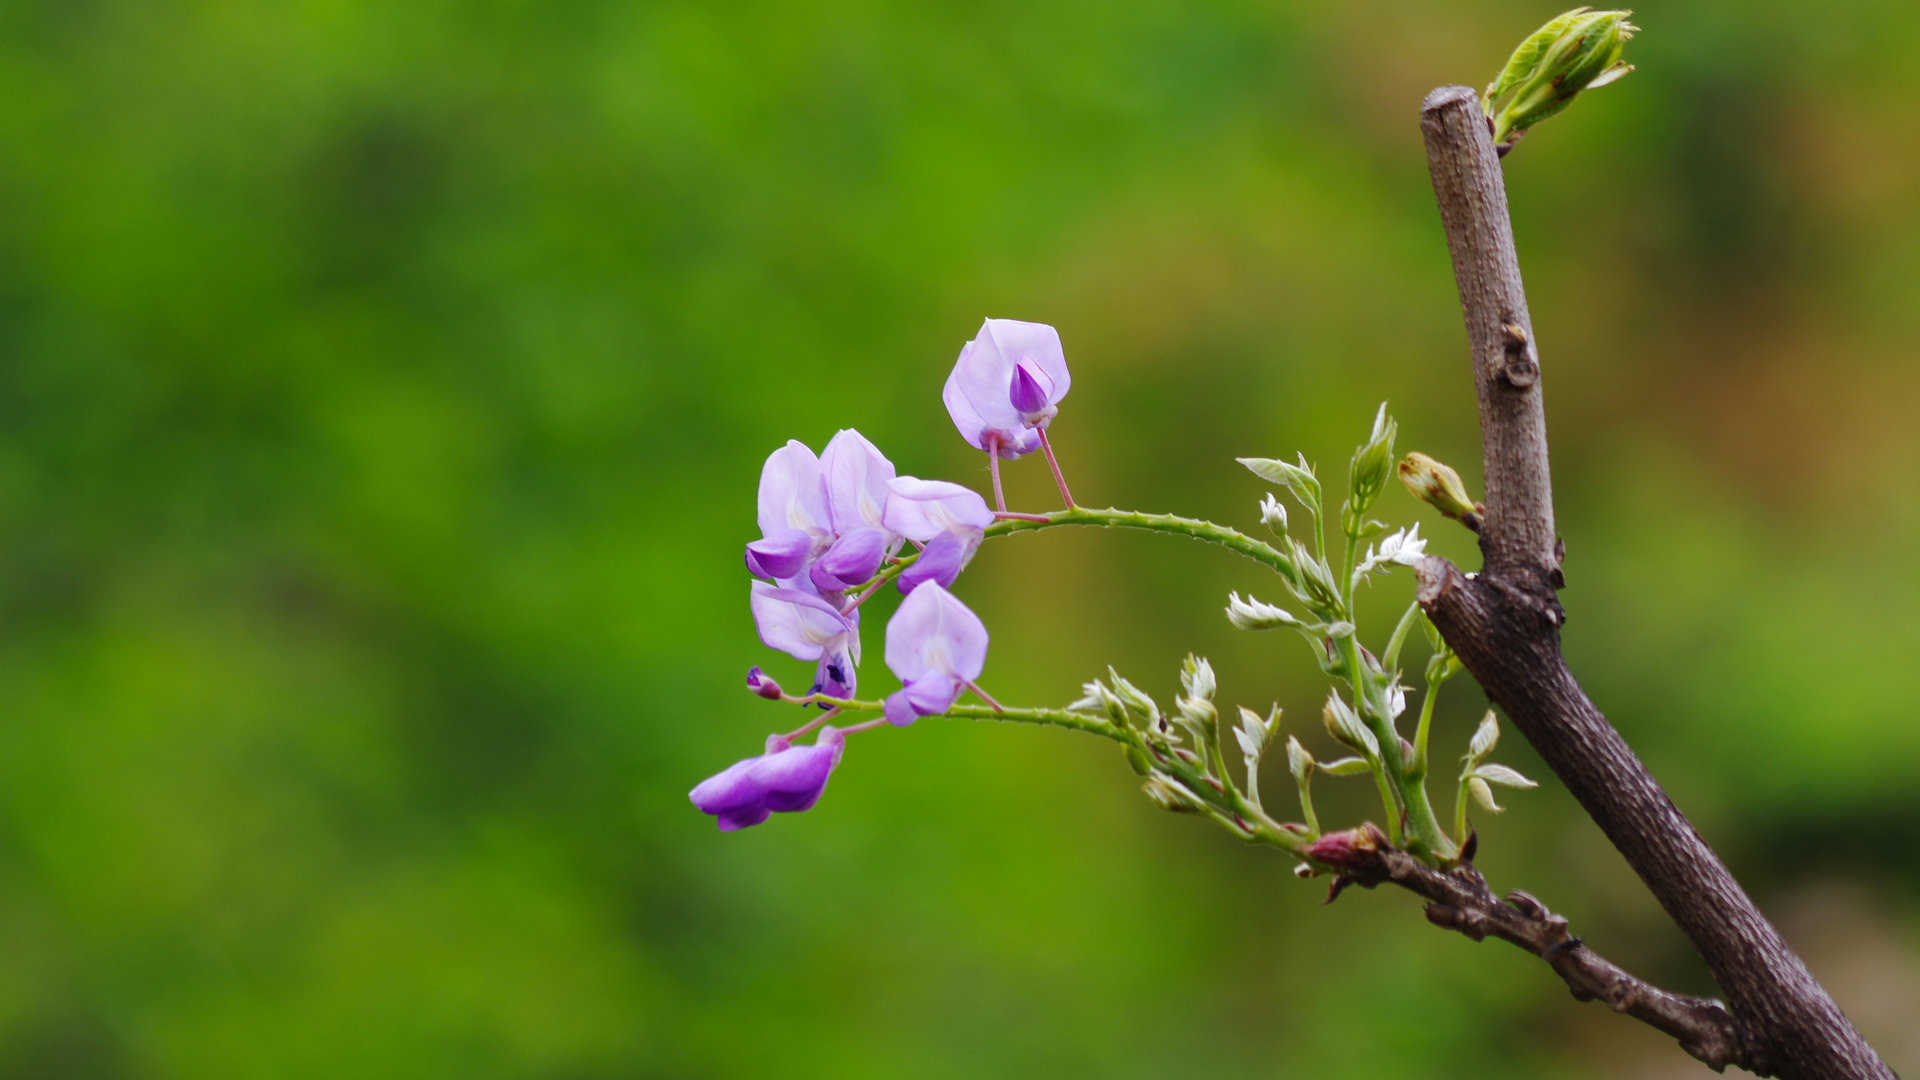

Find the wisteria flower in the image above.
[
  {"left": 811, "top": 429, "right": 903, "bottom": 591},
  {"left": 882, "top": 476, "right": 994, "bottom": 592},
  {"left": 750, "top": 582, "right": 861, "bottom": 698},
  {"left": 745, "top": 440, "right": 834, "bottom": 582},
  {"left": 689, "top": 727, "right": 846, "bottom": 831},
  {"left": 943, "top": 319, "right": 1070, "bottom": 458},
  {"left": 942, "top": 318, "right": 1077, "bottom": 510},
  {"left": 883, "top": 582, "right": 990, "bottom": 726},
  {"left": 745, "top": 430, "right": 903, "bottom": 592}
]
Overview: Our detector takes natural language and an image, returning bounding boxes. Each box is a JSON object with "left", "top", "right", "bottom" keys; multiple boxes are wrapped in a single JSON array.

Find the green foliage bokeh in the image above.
[{"left": 1, "top": 1, "right": 1916, "bottom": 1076}]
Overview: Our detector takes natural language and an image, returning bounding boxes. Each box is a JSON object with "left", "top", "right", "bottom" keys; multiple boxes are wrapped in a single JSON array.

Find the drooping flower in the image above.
[
  {"left": 745, "top": 440, "right": 834, "bottom": 582},
  {"left": 942, "top": 318, "right": 1071, "bottom": 459},
  {"left": 882, "top": 476, "right": 994, "bottom": 592},
  {"left": 745, "top": 430, "right": 903, "bottom": 592},
  {"left": 689, "top": 727, "right": 846, "bottom": 831},
  {"left": 810, "top": 429, "right": 903, "bottom": 592},
  {"left": 749, "top": 582, "right": 861, "bottom": 698},
  {"left": 882, "top": 582, "right": 989, "bottom": 726}
]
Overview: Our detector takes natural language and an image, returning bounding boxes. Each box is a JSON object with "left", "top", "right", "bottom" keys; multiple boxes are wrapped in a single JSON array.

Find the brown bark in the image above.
[{"left": 1414, "top": 84, "right": 1894, "bottom": 1078}]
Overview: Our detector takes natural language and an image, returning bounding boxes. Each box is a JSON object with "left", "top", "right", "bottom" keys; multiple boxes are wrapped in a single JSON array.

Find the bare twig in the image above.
[
  {"left": 1324, "top": 824, "right": 1760, "bottom": 1073},
  {"left": 1416, "top": 85, "right": 1893, "bottom": 1078}
]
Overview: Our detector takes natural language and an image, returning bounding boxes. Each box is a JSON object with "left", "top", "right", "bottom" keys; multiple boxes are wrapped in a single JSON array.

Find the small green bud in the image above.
[
  {"left": 1285, "top": 735, "right": 1314, "bottom": 784},
  {"left": 1485, "top": 7, "right": 1638, "bottom": 146},
  {"left": 1466, "top": 710, "right": 1500, "bottom": 764},
  {"left": 1466, "top": 775, "right": 1502, "bottom": 814},
  {"left": 1398, "top": 451, "right": 1482, "bottom": 530},
  {"left": 1258, "top": 492, "right": 1289, "bottom": 535},
  {"left": 1106, "top": 667, "right": 1160, "bottom": 727},
  {"left": 1124, "top": 743, "right": 1154, "bottom": 776},
  {"left": 1225, "top": 591, "right": 1299, "bottom": 631},
  {"left": 1179, "top": 654, "right": 1216, "bottom": 703},
  {"left": 1142, "top": 774, "right": 1203, "bottom": 814},
  {"left": 1348, "top": 403, "right": 1398, "bottom": 513},
  {"left": 1322, "top": 690, "right": 1378, "bottom": 758}
]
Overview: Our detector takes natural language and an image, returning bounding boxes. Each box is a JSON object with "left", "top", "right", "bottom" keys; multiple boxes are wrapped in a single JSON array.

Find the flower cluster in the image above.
[{"left": 691, "top": 318, "right": 1078, "bottom": 830}]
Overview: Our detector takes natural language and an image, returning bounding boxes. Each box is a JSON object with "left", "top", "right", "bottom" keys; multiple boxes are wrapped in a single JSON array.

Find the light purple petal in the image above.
[
  {"left": 984, "top": 318, "right": 1069, "bottom": 403},
  {"left": 885, "top": 582, "right": 988, "bottom": 686},
  {"left": 813, "top": 527, "right": 889, "bottom": 591},
  {"left": 750, "top": 582, "right": 851, "bottom": 662},
  {"left": 882, "top": 476, "right": 993, "bottom": 542},
  {"left": 755, "top": 440, "right": 832, "bottom": 542},
  {"left": 745, "top": 529, "right": 814, "bottom": 581},
  {"left": 883, "top": 689, "right": 917, "bottom": 727},
  {"left": 902, "top": 671, "right": 960, "bottom": 715},
  {"left": 820, "top": 429, "right": 897, "bottom": 537},
  {"left": 896, "top": 530, "right": 976, "bottom": 593},
  {"left": 945, "top": 329, "right": 1020, "bottom": 437}
]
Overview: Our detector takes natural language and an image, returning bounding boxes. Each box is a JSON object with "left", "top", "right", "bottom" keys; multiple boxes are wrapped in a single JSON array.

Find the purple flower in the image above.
[
  {"left": 746, "top": 440, "right": 833, "bottom": 582},
  {"left": 942, "top": 318, "right": 1071, "bottom": 459},
  {"left": 750, "top": 582, "right": 861, "bottom": 698},
  {"left": 882, "top": 476, "right": 993, "bottom": 592},
  {"left": 883, "top": 582, "right": 989, "bottom": 726},
  {"left": 746, "top": 430, "right": 903, "bottom": 592},
  {"left": 690, "top": 727, "right": 847, "bottom": 831}
]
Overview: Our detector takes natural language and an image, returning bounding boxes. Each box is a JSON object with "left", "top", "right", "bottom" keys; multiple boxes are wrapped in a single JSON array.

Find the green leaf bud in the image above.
[
  {"left": 1398, "top": 451, "right": 1482, "bottom": 529},
  {"left": 1485, "top": 8, "right": 1639, "bottom": 146}
]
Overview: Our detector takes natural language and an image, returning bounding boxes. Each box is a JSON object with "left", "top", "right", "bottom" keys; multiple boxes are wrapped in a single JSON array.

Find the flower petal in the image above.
[
  {"left": 885, "top": 582, "right": 988, "bottom": 685},
  {"left": 750, "top": 582, "right": 851, "bottom": 662},
  {"left": 745, "top": 529, "right": 814, "bottom": 581},
  {"left": 882, "top": 476, "right": 992, "bottom": 541},
  {"left": 755, "top": 440, "right": 831, "bottom": 541},
  {"left": 820, "top": 429, "right": 897, "bottom": 536}
]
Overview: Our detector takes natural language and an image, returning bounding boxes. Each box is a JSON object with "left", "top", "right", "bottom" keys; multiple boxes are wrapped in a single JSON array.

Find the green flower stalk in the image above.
[{"left": 1484, "top": 7, "right": 1638, "bottom": 146}]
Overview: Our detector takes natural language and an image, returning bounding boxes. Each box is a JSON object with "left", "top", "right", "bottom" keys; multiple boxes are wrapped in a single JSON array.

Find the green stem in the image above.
[
  {"left": 1338, "top": 634, "right": 1455, "bottom": 862},
  {"left": 847, "top": 506, "right": 1298, "bottom": 600},
  {"left": 1382, "top": 601, "right": 1422, "bottom": 674},
  {"left": 1410, "top": 678, "right": 1440, "bottom": 780},
  {"left": 806, "top": 694, "right": 1128, "bottom": 743}
]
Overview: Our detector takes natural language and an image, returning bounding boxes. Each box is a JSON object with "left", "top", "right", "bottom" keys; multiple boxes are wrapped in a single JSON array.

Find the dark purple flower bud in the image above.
[
  {"left": 746, "top": 667, "right": 784, "bottom": 700},
  {"left": 1302, "top": 823, "right": 1389, "bottom": 873},
  {"left": 882, "top": 583, "right": 988, "bottom": 726},
  {"left": 1007, "top": 360, "right": 1056, "bottom": 423},
  {"left": 745, "top": 529, "right": 815, "bottom": 581},
  {"left": 689, "top": 727, "right": 846, "bottom": 832},
  {"left": 942, "top": 319, "right": 1071, "bottom": 459}
]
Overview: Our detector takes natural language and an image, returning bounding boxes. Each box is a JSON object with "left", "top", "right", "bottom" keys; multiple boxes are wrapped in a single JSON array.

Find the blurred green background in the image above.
[{"left": 2, "top": 1, "right": 1916, "bottom": 1076}]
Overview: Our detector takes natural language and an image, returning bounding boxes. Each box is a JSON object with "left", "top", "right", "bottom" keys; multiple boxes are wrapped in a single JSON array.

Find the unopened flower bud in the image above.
[
  {"left": 1258, "top": 492, "right": 1288, "bottom": 534},
  {"left": 1485, "top": 8, "right": 1638, "bottom": 145},
  {"left": 1302, "top": 823, "right": 1389, "bottom": 873},
  {"left": 1225, "top": 591, "right": 1298, "bottom": 631},
  {"left": 1286, "top": 735, "right": 1313, "bottom": 784},
  {"left": 1349, "top": 404, "right": 1397, "bottom": 508},
  {"left": 1398, "top": 452, "right": 1482, "bottom": 529},
  {"left": 746, "top": 666, "right": 784, "bottom": 700}
]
